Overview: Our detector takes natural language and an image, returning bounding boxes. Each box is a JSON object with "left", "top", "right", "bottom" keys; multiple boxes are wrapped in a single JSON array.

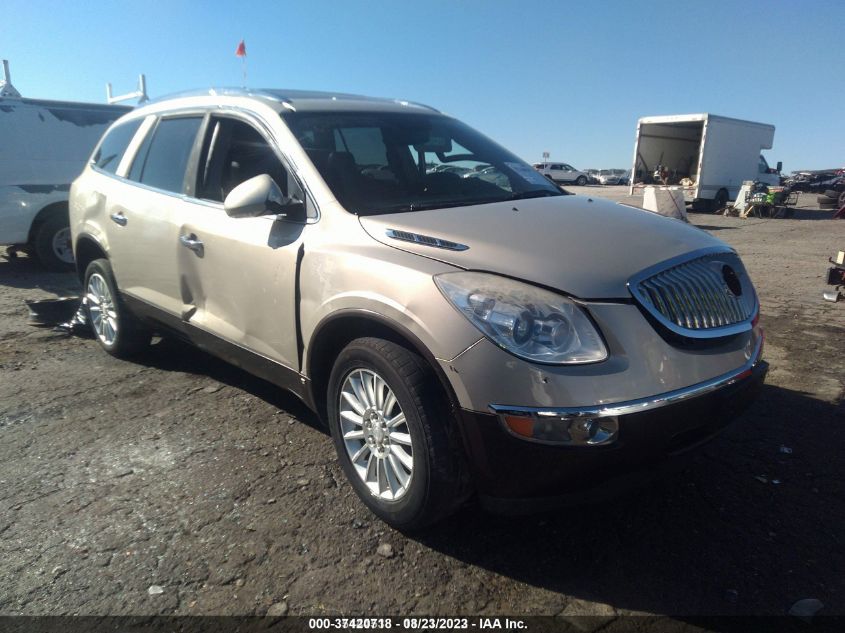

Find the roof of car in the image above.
[{"left": 142, "top": 87, "right": 440, "bottom": 114}]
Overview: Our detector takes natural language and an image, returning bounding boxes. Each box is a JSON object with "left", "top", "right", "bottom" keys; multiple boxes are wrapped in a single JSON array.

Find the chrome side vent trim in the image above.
[
  {"left": 385, "top": 229, "right": 469, "bottom": 251},
  {"left": 628, "top": 247, "right": 758, "bottom": 339}
]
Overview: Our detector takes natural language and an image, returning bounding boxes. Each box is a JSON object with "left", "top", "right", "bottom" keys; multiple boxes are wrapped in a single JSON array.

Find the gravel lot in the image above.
[{"left": 1, "top": 186, "right": 843, "bottom": 621}]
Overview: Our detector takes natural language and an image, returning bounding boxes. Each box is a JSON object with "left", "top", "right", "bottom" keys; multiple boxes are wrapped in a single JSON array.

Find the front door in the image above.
[{"left": 177, "top": 115, "right": 306, "bottom": 371}]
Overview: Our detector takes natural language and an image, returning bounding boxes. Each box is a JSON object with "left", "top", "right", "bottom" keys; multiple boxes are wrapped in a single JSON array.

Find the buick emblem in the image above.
[{"left": 722, "top": 265, "right": 743, "bottom": 296}]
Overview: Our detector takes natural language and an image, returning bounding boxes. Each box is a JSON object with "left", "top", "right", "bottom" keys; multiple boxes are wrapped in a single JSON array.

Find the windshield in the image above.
[{"left": 282, "top": 111, "right": 563, "bottom": 214}]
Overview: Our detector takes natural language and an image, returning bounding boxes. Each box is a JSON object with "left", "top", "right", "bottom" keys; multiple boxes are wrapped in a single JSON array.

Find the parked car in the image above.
[
  {"left": 0, "top": 60, "right": 130, "bottom": 270},
  {"left": 584, "top": 169, "right": 601, "bottom": 184},
  {"left": 598, "top": 169, "right": 630, "bottom": 185},
  {"left": 532, "top": 162, "right": 589, "bottom": 185},
  {"left": 70, "top": 89, "right": 768, "bottom": 529}
]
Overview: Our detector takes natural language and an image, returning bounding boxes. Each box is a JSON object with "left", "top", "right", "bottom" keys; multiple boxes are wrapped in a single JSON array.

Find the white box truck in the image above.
[
  {"left": 1, "top": 60, "right": 129, "bottom": 269},
  {"left": 630, "top": 113, "right": 781, "bottom": 211}
]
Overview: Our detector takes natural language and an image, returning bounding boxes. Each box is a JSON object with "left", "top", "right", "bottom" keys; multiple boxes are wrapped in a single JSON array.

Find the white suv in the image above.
[{"left": 532, "top": 162, "right": 589, "bottom": 186}]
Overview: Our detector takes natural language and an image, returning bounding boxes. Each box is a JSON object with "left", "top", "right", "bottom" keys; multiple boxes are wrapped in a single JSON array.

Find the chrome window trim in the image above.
[
  {"left": 86, "top": 103, "right": 322, "bottom": 226},
  {"left": 627, "top": 245, "right": 758, "bottom": 339},
  {"left": 490, "top": 334, "right": 764, "bottom": 425}
]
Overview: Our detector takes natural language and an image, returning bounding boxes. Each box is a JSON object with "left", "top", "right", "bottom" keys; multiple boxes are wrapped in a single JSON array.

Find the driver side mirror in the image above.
[
  {"left": 776, "top": 161, "right": 782, "bottom": 173},
  {"left": 223, "top": 174, "right": 306, "bottom": 222}
]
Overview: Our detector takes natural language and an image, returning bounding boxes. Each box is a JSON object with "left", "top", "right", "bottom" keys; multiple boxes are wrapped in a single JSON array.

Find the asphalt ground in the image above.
[{"left": 0, "top": 186, "right": 843, "bottom": 625}]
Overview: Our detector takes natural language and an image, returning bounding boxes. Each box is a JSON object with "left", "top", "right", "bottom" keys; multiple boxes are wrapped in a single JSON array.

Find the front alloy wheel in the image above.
[
  {"left": 339, "top": 368, "right": 414, "bottom": 500},
  {"left": 327, "top": 337, "right": 468, "bottom": 530}
]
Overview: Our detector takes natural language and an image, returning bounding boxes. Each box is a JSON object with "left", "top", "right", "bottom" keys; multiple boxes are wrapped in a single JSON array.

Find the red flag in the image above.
[{"left": 235, "top": 40, "right": 246, "bottom": 57}]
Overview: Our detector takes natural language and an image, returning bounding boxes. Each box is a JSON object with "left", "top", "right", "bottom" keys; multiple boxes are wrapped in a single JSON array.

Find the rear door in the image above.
[
  {"left": 176, "top": 113, "right": 307, "bottom": 370},
  {"left": 106, "top": 114, "right": 205, "bottom": 317}
]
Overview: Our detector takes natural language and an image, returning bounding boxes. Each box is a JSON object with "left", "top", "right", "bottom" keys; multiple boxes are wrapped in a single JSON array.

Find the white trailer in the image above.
[
  {"left": 630, "top": 113, "right": 781, "bottom": 211},
  {"left": 0, "top": 61, "right": 129, "bottom": 269}
]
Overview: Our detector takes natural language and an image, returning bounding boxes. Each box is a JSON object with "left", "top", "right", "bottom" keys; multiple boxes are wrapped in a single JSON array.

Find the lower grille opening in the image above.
[{"left": 667, "top": 425, "right": 718, "bottom": 455}]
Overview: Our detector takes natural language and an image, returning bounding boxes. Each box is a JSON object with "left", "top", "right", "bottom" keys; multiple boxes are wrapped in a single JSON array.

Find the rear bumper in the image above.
[{"left": 457, "top": 360, "right": 768, "bottom": 513}]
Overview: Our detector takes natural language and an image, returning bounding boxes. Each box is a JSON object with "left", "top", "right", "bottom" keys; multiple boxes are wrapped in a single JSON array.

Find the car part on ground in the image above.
[{"left": 824, "top": 250, "right": 845, "bottom": 302}]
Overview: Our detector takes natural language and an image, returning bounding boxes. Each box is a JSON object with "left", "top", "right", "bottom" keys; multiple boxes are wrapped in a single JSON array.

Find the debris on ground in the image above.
[
  {"left": 147, "top": 585, "right": 164, "bottom": 596},
  {"left": 266, "top": 601, "right": 289, "bottom": 617},
  {"left": 376, "top": 543, "right": 395, "bottom": 558},
  {"left": 788, "top": 598, "right": 824, "bottom": 622},
  {"left": 25, "top": 296, "right": 91, "bottom": 337},
  {"left": 779, "top": 445, "right": 793, "bottom": 454}
]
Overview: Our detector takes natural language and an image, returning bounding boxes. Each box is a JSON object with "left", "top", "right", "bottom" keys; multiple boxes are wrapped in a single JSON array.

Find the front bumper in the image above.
[{"left": 457, "top": 359, "right": 768, "bottom": 512}]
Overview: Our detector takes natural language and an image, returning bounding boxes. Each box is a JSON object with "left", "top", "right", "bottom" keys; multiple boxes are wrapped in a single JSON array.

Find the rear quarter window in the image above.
[{"left": 92, "top": 119, "right": 143, "bottom": 174}]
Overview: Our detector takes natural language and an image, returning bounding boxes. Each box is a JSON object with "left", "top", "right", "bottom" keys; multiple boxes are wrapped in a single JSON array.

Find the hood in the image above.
[{"left": 358, "top": 195, "right": 725, "bottom": 299}]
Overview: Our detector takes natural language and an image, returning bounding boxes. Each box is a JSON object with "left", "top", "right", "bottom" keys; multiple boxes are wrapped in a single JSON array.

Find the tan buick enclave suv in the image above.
[{"left": 70, "top": 89, "right": 767, "bottom": 529}]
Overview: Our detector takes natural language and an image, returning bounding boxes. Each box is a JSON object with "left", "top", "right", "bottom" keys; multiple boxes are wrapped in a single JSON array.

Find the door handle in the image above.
[
  {"left": 179, "top": 233, "right": 204, "bottom": 256},
  {"left": 110, "top": 212, "right": 128, "bottom": 226}
]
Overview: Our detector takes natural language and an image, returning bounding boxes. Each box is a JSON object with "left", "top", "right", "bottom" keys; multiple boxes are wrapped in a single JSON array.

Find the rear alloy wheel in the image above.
[
  {"left": 327, "top": 337, "right": 468, "bottom": 530},
  {"left": 84, "top": 258, "right": 152, "bottom": 358},
  {"left": 576, "top": 175, "right": 588, "bottom": 186}
]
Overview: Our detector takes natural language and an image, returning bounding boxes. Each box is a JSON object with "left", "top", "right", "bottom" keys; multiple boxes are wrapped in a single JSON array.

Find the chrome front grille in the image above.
[{"left": 629, "top": 248, "right": 758, "bottom": 339}]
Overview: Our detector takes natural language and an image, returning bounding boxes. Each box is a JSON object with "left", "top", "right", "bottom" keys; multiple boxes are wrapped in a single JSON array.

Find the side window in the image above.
[
  {"left": 129, "top": 116, "right": 203, "bottom": 193},
  {"left": 197, "top": 117, "right": 290, "bottom": 203},
  {"left": 758, "top": 155, "right": 768, "bottom": 173},
  {"left": 92, "top": 119, "right": 143, "bottom": 174}
]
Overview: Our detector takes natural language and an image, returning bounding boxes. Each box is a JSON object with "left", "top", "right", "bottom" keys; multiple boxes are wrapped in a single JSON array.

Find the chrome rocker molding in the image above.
[
  {"left": 385, "top": 228, "right": 469, "bottom": 251},
  {"left": 490, "top": 335, "right": 765, "bottom": 447},
  {"left": 627, "top": 246, "right": 759, "bottom": 340}
]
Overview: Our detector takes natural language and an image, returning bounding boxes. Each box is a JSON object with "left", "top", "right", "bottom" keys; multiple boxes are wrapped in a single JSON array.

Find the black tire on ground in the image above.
[
  {"left": 818, "top": 195, "right": 838, "bottom": 205},
  {"left": 711, "top": 188, "right": 730, "bottom": 212},
  {"left": 327, "top": 337, "right": 468, "bottom": 531},
  {"left": 83, "top": 258, "right": 152, "bottom": 358},
  {"left": 33, "top": 213, "right": 75, "bottom": 272},
  {"left": 839, "top": 191, "right": 845, "bottom": 207},
  {"left": 823, "top": 190, "right": 840, "bottom": 199},
  {"left": 576, "top": 176, "right": 588, "bottom": 186}
]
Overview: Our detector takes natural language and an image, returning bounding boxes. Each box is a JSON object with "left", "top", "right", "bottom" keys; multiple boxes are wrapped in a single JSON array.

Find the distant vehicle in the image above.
[
  {"left": 630, "top": 113, "right": 781, "bottom": 211},
  {"left": 532, "top": 162, "right": 589, "bottom": 186},
  {"left": 584, "top": 169, "right": 601, "bottom": 184},
  {"left": 0, "top": 60, "right": 130, "bottom": 269},
  {"left": 598, "top": 169, "right": 629, "bottom": 185}
]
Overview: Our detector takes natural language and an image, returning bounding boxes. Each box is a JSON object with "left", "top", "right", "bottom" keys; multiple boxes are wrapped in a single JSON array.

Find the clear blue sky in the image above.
[{"left": 4, "top": 0, "right": 843, "bottom": 172}]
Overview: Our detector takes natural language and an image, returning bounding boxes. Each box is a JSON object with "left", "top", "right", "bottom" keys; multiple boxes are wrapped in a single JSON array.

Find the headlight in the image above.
[{"left": 434, "top": 272, "right": 607, "bottom": 364}]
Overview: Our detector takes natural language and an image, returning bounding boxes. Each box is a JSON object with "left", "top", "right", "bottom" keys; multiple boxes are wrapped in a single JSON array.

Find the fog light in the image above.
[{"left": 502, "top": 413, "right": 618, "bottom": 446}]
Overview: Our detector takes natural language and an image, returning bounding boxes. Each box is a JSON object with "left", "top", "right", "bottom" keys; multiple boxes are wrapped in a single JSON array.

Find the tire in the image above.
[
  {"left": 576, "top": 176, "right": 588, "bottom": 186},
  {"left": 823, "top": 190, "right": 840, "bottom": 199},
  {"left": 711, "top": 188, "right": 729, "bottom": 212},
  {"left": 33, "top": 213, "right": 75, "bottom": 272},
  {"left": 839, "top": 191, "right": 845, "bottom": 207},
  {"left": 327, "top": 337, "right": 467, "bottom": 530},
  {"left": 83, "top": 258, "right": 152, "bottom": 358}
]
